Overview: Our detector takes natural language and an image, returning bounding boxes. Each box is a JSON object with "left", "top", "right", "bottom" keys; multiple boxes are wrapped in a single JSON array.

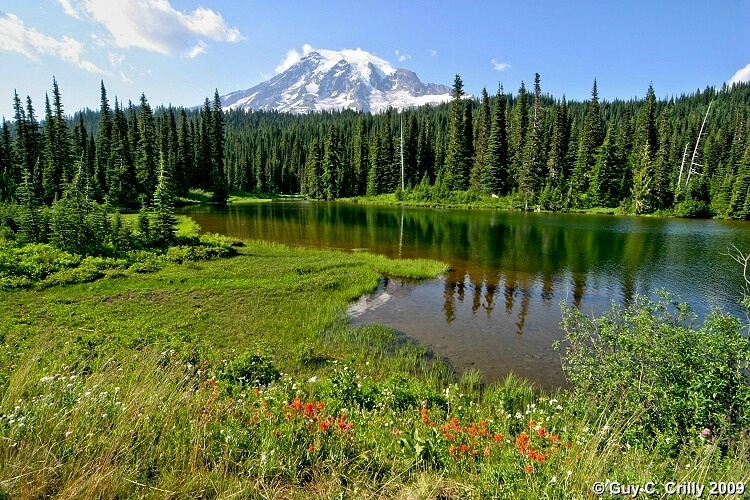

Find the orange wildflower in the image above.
[
  {"left": 524, "top": 464, "right": 534, "bottom": 473},
  {"left": 319, "top": 420, "right": 332, "bottom": 431},
  {"left": 420, "top": 407, "right": 429, "bottom": 426},
  {"left": 515, "top": 432, "right": 530, "bottom": 454},
  {"left": 493, "top": 433, "right": 503, "bottom": 443},
  {"left": 538, "top": 427, "right": 546, "bottom": 438},
  {"left": 483, "top": 446, "right": 490, "bottom": 457},
  {"left": 288, "top": 397, "right": 303, "bottom": 412},
  {"left": 308, "top": 445, "right": 315, "bottom": 452}
]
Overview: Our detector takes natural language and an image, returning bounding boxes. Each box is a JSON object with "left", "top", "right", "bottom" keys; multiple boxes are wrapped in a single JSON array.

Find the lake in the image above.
[{"left": 178, "top": 202, "right": 750, "bottom": 388}]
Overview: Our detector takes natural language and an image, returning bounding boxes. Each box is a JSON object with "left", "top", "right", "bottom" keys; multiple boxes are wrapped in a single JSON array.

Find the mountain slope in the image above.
[{"left": 221, "top": 48, "right": 452, "bottom": 113}]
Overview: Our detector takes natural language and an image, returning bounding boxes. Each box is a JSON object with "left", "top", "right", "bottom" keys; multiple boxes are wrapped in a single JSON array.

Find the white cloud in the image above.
[
  {"left": 119, "top": 70, "right": 132, "bottom": 83},
  {"left": 67, "top": 0, "right": 245, "bottom": 57},
  {"left": 491, "top": 58, "right": 511, "bottom": 72},
  {"left": 108, "top": 52, "right": 125, "bottom": 67},
  {"left": 395, "top": 49, "right": 411, "bottom": 63},
  {"left": 276, "top": 43, "right": 314, "bottom": 73},
  {"left": 728, "top": 63, "right": 750, "bottom": 85},
  {"left": 186, "top": 41, "right": 208, "bottom": 59},
  {"left": 57, "top": 0, "right": 82, "bottom": 19},
  {"left": 0, "top": 13, "right": 108, "bottom": 74},
  {"left": 428, "top": 49, "right": 437, "bottom": 57}
]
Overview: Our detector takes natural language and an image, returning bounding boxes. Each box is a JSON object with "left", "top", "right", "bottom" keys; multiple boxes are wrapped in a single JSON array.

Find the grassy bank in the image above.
[
  {"left": 1, "top": 235, "right": 748, "bottom": 497},
  {"left": 176, "top": 189, "right": 306, "bottom": 206},
  {"left": 344, "top": 190, "right": 714, "bottom": 219}
]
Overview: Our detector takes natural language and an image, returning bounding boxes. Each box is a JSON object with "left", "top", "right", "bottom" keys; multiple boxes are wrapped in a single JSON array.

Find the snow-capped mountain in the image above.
[{"left": 221, "top": 48, "right": 452, "bottom": 114}]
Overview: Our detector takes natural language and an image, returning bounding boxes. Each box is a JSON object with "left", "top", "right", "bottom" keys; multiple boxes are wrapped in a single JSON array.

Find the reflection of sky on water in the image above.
[{"left": 179, "top": 202, "right": 750, "bottom": 387}]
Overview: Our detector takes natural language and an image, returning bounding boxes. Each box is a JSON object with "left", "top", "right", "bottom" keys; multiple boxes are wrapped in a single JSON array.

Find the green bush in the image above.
[
  {"left": 219, "top": 351, "right": 281, "bottom": 392},
  {"left": 559, "top": 293, "right": 750, "bottom": 449}
]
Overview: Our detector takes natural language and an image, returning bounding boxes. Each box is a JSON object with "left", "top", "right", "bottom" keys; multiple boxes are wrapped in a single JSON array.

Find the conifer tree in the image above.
[
  {"left": 305, "top": 140, "right": 321, "bottom": 198},
  {"left": 16, "top": 162, "right": 44, "bottom": 244},
  {"left": 136, "top": 93, "right": 157, "bottom": 200},
  {"left": 652, "top": 110, "right": 673, "bottom": 209},
  {"left": 42, "top": 93, "right": 63, "bottom": 203},
  {"left": 367, "top": 133, "right": 385, "bottom": 196},
  {"left": 352, "top": 118, "right": 367, "bottom": 195},
  {"left": 470, "top": 88, "right": 491, "bottom": 190},
  {"left": 51, "top": 79, "right": 73, "bottom": 188},
  {"left": 96, "top": 81, "right": 112, "bottom": 198},
  {"left": 632, "top": 143, "right": 655, "bottom": 214},
  {"left": 416, "top": 122, "right": 435, "bottom": 183},
  {"left": 210, "top": 91, "right": 228, "bottom": 203},
  {"left": 546, "top": 97, "right": 570, "bottom": 188},
  {"left": 176, "top": 108, "right": 193, "bottom": 195},
  {"left": 569, "top": 79, "right": 603, "bottom": 206},
  {"left": 728, "top": 143, "right": 750, "bottom": 219},
  {"left": 445, "top": 75, "right": 470, "bottom": 190},
  {"left": 0, "top": 120, "right": 11, "bottom": 201},
  {"left": 153, "top": 155, "right": 177, "bottom": 245},
  {"left": 483, "top": 85, "right": 509, "bottom": 195},
  {"left": 509, "top": 82, "right": 529, "bottom": 190},
  {"left": 589, "top": 126, "right": 622, "bottom": 207},
  {"left": 519, "top": 73, "right": 546, "bottom": 201},
  {"left": 321, "top": 126, "right": 342, "bottom": 200}
]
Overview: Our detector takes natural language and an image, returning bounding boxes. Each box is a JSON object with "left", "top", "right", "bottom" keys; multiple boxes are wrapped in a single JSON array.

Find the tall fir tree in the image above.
[
  {"left": 445, "top": 75, "right": 471, "bottom": 190},
  {"left": 136, "top": 93, "right": 157, "bottom": 201},
  {"left": 569, "top": 79, "right": 603, "bottom": 206},
  {"left": 210, "top": 90, "right": 228, "bottom": 202},
  {"left": 470, "top": 88, "right": 491, "bottom": 190},
  {"left": 321, "top": 126, "right": 342, "bottom": 200},
  {"left": 483, "top": 85, "right": 509, "bottom": 195},
  {"left": 519, "top": 73, "right": 546, "bottom": 201},
  {"left": 509, "top": 81, "right": 529, "bottom": 191},
  {"left": 95, "top": 81, "right": 112, "bottom": 199},
  {"left": 546, "top": 97, "right": 570, "bottom": 189},
  {"left": 305, "top": 140, "right": 321, "bottom": 198}
]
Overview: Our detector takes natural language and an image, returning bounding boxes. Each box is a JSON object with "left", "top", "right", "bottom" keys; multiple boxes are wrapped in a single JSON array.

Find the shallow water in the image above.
[{"left": 179, "top": 202, "right": 750, "bottom": 387}]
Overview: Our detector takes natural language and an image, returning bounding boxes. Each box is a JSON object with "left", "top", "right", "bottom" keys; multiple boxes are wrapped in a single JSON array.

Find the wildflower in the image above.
[
  {"left": 524, "top": 464, "right": 534, "bottom": 473},
  {"left": 549, "top": 434, "right": 560, "bottom": 443},
  {"left": 493, "top": 433, "right": 503, "bottom": 443},
  {"left": 304, "top": 402, "right": 315, "bottom": 416},
  {"left": 538, "top": 427, "right": 546, "bottom": 438},
  {"left": 307, "top": 376, "right": 318, "bottom": 383},
  {"left": 420, "top": 407, "right": 429, "bottom": 426},
  {"left": 308, "top": 445, "right": 315, "bottom": 452},
  {"left": 393, "top": 428, "right": 401, "bottom": 436},
  {"left": 483, "top": 446, "right": 490, "bottom": 457},
  {"left": 319, "top": 420, "right": 332, "bottom": 431},
  {"left": 515, "top": 432, "right": 530, "bottom": 454},
  {"left": 288, "top": 397, "right": 303, "bottom": 412}
]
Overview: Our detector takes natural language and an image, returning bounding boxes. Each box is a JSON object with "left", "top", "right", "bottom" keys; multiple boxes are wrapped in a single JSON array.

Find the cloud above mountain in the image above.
[
  {"left": 60, "top": 0, "right": 245, "bottom": 58},
  {"left": 276, "top": 44, "right": 315, "bottom": 73},
  {"left": 728, "top": 63, "right": 750, "bottom": 85},
  {"left": 0, "top": 13, "right": 107, "bottom": 74}
]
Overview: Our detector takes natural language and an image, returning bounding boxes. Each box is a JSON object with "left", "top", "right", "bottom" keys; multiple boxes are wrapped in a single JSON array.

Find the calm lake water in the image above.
[{"left": 178, "top": 202, "right": 750, "bottom": 388}]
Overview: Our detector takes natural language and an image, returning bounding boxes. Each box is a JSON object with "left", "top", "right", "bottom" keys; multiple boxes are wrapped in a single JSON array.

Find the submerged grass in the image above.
[{"left": 0, "top": 236, "right": 747, "bottom": 497}]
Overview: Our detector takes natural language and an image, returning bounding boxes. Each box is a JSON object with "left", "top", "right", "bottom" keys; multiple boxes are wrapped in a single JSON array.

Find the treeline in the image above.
[
  {"left": 1, "top": 76, "right": 749, "bottom": 219},
  {"left": 0, "top": 78, "right": 227, "bottom": 207},
  {"left": 221, "top": 76, "right": 750, "bottom": 219}
]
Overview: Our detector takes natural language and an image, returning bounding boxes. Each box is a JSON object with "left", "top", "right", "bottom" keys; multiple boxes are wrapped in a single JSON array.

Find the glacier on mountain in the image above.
[{"left": 220, "top": 47, "right": 452, "bottom": 114}]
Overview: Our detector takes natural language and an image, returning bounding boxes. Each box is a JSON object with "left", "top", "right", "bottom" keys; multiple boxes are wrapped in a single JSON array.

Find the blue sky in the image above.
[{"left": 0, "top": 0, "right": 748, "bottom": 118}]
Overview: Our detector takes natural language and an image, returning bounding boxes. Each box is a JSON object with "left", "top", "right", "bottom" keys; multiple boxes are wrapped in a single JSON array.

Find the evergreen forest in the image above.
[{"left": 1, "top": 76, "right": 750, "bottom": 220}]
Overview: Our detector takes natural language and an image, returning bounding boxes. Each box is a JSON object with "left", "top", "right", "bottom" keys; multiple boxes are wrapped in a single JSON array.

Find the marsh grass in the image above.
[{"left": 0, "top": 237, "right": 748, "bottom": 497}]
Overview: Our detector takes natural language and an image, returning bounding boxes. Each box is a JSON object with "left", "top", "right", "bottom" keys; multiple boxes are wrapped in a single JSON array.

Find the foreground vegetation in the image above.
[{"left": 1, "top": 226, "right": 749, "bottom": 497}]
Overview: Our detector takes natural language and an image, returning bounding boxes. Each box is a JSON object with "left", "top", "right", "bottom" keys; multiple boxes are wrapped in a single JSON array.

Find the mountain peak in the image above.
[{"left": 221, "top": 47, "right": 451, "bottom": 114}]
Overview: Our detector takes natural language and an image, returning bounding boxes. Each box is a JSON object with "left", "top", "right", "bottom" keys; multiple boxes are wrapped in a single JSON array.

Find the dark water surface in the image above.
[{"left": 178, "top": 202, "right": 750, "bottom": 387}]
